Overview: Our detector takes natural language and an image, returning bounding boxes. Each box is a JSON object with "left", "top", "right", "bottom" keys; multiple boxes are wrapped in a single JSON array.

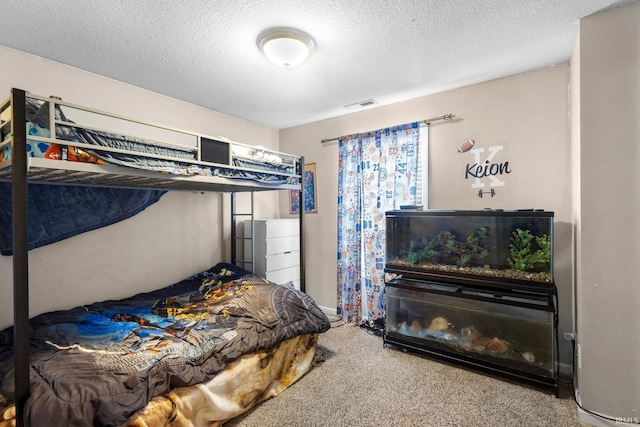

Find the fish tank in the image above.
[
  {"left": 385, "top": 209, "right": 554, "bottom": 290},
  {"left": 384, "top": 279, "right": 558, "bottom": 391}
]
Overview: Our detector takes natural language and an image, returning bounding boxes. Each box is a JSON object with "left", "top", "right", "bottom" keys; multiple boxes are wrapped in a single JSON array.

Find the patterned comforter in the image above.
[{"left": 0, "top": 263, "right": 330, "bottom": 426}]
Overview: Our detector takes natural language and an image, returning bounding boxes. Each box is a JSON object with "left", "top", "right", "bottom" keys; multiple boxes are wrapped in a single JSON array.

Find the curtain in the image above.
[{"left": 337, "top": 122, "right": 421, "bottom": 325}]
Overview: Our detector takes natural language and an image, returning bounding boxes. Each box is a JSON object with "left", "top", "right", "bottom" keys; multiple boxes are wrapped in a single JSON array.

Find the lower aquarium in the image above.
[{"left": 384, "top": 279, "right": 558, "bottom": 391}]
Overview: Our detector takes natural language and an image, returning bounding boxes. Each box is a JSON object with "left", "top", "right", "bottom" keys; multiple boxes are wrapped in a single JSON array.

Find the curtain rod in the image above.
[{"left": 320, "top": 113, "right": 455, "bottom": 145}]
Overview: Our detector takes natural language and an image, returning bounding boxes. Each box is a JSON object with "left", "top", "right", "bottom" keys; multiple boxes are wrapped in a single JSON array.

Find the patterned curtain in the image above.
[{"left": 337, "top": 123, "right": 420, "bottom": 325}]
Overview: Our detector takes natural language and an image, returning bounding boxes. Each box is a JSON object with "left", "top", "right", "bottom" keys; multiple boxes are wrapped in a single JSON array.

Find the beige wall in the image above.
[
  {"left": 280, "top": 64, "right": 574, "bottom": 370},
  {"left": 0, "top": 45, "right": 281, "bottom": 329},
  {"left": 574, "top": 2, "right": 640, "bottom": 423}
]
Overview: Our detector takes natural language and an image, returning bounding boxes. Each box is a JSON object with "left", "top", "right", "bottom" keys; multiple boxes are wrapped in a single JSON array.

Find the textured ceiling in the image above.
[{"left": 0, "top": 0, "right": 635, "bottom": 129}]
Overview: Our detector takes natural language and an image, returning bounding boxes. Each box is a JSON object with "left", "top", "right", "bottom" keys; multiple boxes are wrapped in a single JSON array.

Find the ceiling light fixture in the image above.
[{"left": 257, "top": 27, "right": 315, "bottom": 68}]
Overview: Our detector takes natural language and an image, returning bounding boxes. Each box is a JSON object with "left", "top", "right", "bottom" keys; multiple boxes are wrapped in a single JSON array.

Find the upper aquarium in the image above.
[{"left": 385, "top": 209, "right": 554, "bottom": 288}]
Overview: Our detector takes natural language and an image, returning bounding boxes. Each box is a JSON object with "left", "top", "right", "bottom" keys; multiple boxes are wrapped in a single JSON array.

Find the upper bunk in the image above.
[{"left": 0, "top": 88, "right": 302, "bottom": 193}]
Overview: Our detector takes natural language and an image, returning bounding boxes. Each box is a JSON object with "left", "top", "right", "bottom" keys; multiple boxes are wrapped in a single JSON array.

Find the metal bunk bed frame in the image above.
[{"left": 2, "top": 88, "right": 306, "bottom": 426}]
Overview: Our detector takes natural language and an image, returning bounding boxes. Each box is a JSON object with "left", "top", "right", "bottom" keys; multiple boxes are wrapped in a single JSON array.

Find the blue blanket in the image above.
[{"left": 0, "top": 183, "right": 165, "bottom": 255}]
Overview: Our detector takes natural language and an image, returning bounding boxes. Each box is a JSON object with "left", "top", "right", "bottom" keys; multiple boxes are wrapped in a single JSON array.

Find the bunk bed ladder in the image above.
[
  {"left": 230, "top": 192, "right": 255, "bottom": 272},
  {"left": 229, "top": 156, "right": 305, "bottom": 293}
]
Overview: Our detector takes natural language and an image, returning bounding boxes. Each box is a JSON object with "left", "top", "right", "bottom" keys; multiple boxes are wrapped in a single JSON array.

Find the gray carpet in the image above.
[{"left": 226, "top": 317, "right": 589, "bottom": 427}]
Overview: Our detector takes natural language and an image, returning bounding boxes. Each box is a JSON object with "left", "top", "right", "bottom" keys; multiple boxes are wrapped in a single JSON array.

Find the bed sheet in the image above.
[{"left": 123, "top": 333, "right": 321, "bottom": 427}]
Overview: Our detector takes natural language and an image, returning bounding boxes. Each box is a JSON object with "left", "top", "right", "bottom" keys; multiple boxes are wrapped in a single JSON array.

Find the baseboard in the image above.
[
  {"left": 318, "top": 305, "right": 337, "bottom": 316},
  {"left": 577, "top": 406, "right": 638, "bottom": 427}
]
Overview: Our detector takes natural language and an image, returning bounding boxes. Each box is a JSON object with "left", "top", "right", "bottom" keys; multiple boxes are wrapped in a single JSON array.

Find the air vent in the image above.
[{"left": 343, "top": 99, "right": 378, "bottom": 110}]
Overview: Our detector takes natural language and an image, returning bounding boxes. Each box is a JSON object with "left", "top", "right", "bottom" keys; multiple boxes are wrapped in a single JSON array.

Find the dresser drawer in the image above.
[
  {"left": 264, "top": 235, "right": 300, "bottom": 255},
  {"left": 265, "top": 250, "right": 300, "bottom": 272},
  {"left": 262, "top": 219, "right": 299, "bottom": 239},
  {"left": 265, "top": 266, "right": 300, "bottom": 285}
]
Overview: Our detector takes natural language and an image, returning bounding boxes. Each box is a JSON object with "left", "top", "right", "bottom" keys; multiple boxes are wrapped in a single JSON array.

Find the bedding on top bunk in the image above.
[
  {"left": 0, "top": 97, "right": 168, "bottom": 256},
  {"left": 0, "top": 183, "right": 166, "bottom": 256},
  {"left": 1, "top": 98, "right": 296, "bottom": 185},
  {"left": 0, "top": 262, "right": 330, "bottom": 426}
]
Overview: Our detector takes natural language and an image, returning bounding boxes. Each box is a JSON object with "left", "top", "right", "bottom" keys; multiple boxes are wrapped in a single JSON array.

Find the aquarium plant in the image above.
[
  {"left": 466, "top": 226, "right": 488, "bottom": 245},
  {"left": 406, "top": 227, "right": 490, "bottom": 267},
  {"left": 507, "top": 228, "right": 551, "bottom": 271}
]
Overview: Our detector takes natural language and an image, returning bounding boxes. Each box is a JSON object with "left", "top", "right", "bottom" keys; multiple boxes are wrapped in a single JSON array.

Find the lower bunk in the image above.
[{"left": 0, "top": 263, "right": 330, "bottom": 426}]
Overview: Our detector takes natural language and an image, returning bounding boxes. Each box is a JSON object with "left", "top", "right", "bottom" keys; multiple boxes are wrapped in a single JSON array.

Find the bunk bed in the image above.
[{"left": 0, "top": 89, "right": 328, "bottom": 427}]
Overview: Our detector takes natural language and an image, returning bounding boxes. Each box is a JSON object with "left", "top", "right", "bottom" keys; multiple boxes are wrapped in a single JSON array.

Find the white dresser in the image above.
[{"left": 244, "top": 219, "right": 301, "bottom": 290}]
